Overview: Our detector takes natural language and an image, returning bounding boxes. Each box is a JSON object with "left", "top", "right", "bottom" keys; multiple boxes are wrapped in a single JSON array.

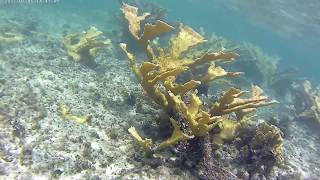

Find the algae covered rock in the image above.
[
  {"left": 63, "top": 26, "right": 111, "bottom": 65},
  {"left": 237, "top": 122, "right": 284, "bottom": 176}
]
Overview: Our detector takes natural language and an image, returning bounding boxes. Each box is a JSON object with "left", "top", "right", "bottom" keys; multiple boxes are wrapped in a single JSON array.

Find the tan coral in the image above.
[
  {"left": 158, "top": 118, "right": 194, "bottom": 149},
  {"left": 212, "top": 119, "right": 241, "bottom": 148},
  {"left": 120, "top": 3, "right": 276, "bottom": 150},
  {"left": 210, "top": 85, "right": 277, "bottom": 120},
  {"left": 0, "top": 32, "right": 24, "bottom": 44},
  {"left": 63, "top": 26, "right": 110, "bottom": 64},
  {"left": 199, "top": 63, "right": 243, "bottom": 84},
  {"left": 169, "top": 25, "right": 206, "bottom": 58},
  {"left": 120, "top": 2, "right": 151, "bottom": 40},
  {"left": 121, "top": 3, "right": 174, "bottom": 59},
  {"left": 169, "top": 92, "right": 222, "bottom": 137},
  {"left": 120, "top": 23, "right": 240, "bottom": 110},
  {"left": 128, "top": 127, "right": 153, "bottom": 149},
  {"left": 58, "top": 104, "right": 90, "bottom": 124}
]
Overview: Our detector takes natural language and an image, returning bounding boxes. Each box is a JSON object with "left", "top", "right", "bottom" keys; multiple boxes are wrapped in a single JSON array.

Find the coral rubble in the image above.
[
  {"left": 63, "top": 26, "right": 111, "bottom": 65},
  {"left": 58, "top": 104, "right": 90, "bottom": 124},
  {"left": 120, "top": 3, "right": 277, "bottom": 150}
]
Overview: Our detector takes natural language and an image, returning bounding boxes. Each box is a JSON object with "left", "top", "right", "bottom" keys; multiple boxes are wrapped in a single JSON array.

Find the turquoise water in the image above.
[
  {"left": 1, "top": 0, "right": 320, "bottom": 179},
  {"left": 156, "top": 0, "right": 320, "bottom": 82},
  {"left": 5, "top": 0, "right": 317, "bottom": 80}
]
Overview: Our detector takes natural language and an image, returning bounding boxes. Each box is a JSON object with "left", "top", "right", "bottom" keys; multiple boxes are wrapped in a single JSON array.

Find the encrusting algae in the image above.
[
  {"left": 120, "top": 3, "right": 277, "bottom": 150},
  {"left": 236, "top": 122, "right": 284, "bottom": 175},
  {"left": 63, "top": 26, "right": 111, "bottom": 65}
]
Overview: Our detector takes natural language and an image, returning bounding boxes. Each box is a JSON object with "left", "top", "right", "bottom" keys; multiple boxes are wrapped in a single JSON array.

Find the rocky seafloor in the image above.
[
  {"left": 1, "top": 3, "right": 320, "bottom": 180},
  {"left": 0, "top": 38, "right": 199, "bottom": 179},
  {"left": 0, "top": 31, "right": 319, "bottom": 180}
]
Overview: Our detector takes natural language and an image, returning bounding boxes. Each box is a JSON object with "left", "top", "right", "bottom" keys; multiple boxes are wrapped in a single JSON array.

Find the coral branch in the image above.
[
  {"left": 128, "top": 127, "right": 153, "bottom": 149},
  {"left": 210, "top": 85, "right": 277, "bottom": 120},
  {"left": 190, "top": 50, "right": 240, "bottom": 68},
  {"left": 158, "top": 118, "right": 194, "bottom": 149},
  {"left": 169, "top": 25, "right": 206, "bottom": 58},
  {"left": 63, "top": 26, "right": 110, "bottom": 64},
  {"left": 58, "top": 104, "right": 90, "bottom": 124},
  {"left": 121, "top": 3, "right": 174, "bottom": 59},
  {"left": 120, "top": 2, "right": 151, "bottom": 40}
]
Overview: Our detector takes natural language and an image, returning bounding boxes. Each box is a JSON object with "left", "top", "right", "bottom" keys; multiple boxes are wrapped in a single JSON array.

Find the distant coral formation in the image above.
[
  {"left": 120, "top": 3, "right": 277, "bottom": 150},
  {"left": 63, "top": 26, "right": 111, "bottom": 65},
  {"left": 0, "top": 32, "right": 23, "bottom": 44},
  {"left": 292, "top": 80, "right": 320, "bottom": 124},
  {"left": 193, "top": 31, "right": 279, "bottom": 87}
]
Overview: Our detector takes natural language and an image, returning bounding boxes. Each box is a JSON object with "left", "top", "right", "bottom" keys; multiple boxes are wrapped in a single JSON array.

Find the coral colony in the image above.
[
  {"left": 63, "top": 26, "right": 111, "bottom": 65},
  {"left": 120, "top": 3, "right": 278, "bottom": 150}
]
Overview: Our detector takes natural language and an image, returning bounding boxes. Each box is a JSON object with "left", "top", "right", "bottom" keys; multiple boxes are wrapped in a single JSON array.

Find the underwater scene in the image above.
[{"left": 0, "top": 0, "right": 320, "bottom": 179}]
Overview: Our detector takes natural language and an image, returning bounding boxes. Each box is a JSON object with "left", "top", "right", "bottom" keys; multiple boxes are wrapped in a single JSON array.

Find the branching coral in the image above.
[
  {"left": 120, "top": 3, "right": 276, "bottom": 150},
  {"left": 128, "top": 127, "right": 153, "bottom": 149},
  {"left": 120, "top": 3, "right": 173, "bottom": 59},
  {"left": 121, "top": 0, "right": 168, "bottom": 21},
  {"left": 210, "top": 85, "right": 278, "bottom": 120},
  {"left": 63, "top": 26, "right": 111, "bottom": 65}
]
